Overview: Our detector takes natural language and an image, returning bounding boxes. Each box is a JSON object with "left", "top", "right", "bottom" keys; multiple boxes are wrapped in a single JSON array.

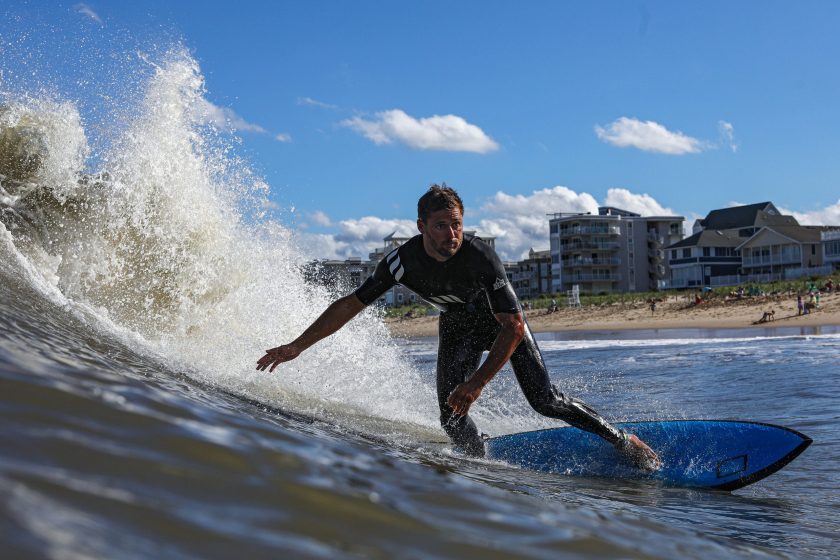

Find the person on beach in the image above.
[
  {"left": 797, "top": 294, "right": 803, "bottom": 316},
  {"left": 257, "top": 185, "right": 661, "bottom": 471}
]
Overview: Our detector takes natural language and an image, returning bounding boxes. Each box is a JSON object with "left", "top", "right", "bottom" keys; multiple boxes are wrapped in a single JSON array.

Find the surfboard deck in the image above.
[{"left": 485, "top": 420, "right": 811, "bottom": 491}]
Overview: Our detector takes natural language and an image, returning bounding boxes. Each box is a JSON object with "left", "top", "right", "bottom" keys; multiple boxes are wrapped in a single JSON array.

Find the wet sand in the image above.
[{"left": 384, "top": 291, "right": 840, "bottom": 338}]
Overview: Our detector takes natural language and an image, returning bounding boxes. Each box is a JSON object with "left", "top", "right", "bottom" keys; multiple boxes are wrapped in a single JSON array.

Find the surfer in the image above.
[{"left": 257, "top": 185, "right": 660, "bottom": 471}]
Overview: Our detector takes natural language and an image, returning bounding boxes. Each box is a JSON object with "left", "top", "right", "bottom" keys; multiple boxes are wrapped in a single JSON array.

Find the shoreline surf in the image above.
[{"left": 384, "top": 290, "right": 840, "bottom": 338}]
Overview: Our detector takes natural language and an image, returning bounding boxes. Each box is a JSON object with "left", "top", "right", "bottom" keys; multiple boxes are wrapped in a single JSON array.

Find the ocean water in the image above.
[{"left": 2, "top": 40, "right": 839, "bottom": 560}]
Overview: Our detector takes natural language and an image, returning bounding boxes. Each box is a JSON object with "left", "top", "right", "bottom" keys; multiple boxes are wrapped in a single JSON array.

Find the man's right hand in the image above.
[{"left": 257, "top": 344, "right": 301, "bottom": 372}]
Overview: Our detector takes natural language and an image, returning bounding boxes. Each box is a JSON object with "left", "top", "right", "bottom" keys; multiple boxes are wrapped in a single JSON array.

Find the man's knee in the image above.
[{"left": 525, "top": 384, "right": 570, "bottom": 416}]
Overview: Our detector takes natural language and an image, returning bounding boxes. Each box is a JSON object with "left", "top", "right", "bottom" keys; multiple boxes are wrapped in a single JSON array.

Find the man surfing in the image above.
[{"left": 257, "top": 185, "right": 660, "bottom": 471}]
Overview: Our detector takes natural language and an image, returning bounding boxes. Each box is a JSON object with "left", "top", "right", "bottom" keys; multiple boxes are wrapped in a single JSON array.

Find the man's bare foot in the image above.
[{"left": 616, "top": 433, "right": 662, "bottom": 472}]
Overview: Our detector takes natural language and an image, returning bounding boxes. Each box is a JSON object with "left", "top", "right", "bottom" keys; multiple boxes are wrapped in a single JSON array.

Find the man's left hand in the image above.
[{"left": 447, "top": 380, "right": 483, "bottom": 416}]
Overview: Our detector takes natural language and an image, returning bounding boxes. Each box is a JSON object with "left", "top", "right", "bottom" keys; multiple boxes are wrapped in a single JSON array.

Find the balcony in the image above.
[
  {"left": 559, "top": 225, "right": 620, "bottom": 237},
  {"left": 742, "top": 252, "right": 800, "bottom": 267},
  {"left": 647, "top": 232, "right": 665, "bottom": 245},
  {"left": 561, "top": 241, "right": 621, "bottom": 251},
  {"left": 649, "top": 265, "right": 666, "bottom": 278},
  {"left": 564, "top": 273, "right": 622, "bottom": 282},
  {"left": 562, "top": 257, "right": 621, "bottom": 268}
]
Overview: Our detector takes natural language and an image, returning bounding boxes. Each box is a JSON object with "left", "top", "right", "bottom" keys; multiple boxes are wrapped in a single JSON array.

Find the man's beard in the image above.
[{"left": 434, "top": 239, "right": 461, "bottom": 258}]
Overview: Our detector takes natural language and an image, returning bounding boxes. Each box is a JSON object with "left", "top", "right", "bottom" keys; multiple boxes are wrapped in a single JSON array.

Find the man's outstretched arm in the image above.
[
  {"left": 256, "top": 293, "right": 367, "bottom": 372},
  {"left": 446, "top": 311, "right": 525, "bottom": 416}
]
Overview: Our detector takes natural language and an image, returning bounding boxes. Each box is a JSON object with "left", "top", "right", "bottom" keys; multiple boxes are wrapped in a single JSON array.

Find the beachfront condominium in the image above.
[{"left": 549, "top": 207, "right": 684, "bottom": 294}]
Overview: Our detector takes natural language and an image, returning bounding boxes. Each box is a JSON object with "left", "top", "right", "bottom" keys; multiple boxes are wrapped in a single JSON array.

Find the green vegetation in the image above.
[
  {"left": 382, "top": 272, "right": 837, "bottom": 316},
  {"left": 383, "top": 303, "right": 436, "bottom": 319}
]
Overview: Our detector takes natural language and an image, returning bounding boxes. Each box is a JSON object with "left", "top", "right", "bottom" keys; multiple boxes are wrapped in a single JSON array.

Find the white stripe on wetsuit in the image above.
[
  {"left": 387, "top": 251, "right": 405, "bottom": 282},
  {"left": 430, "top": 295, "right": 465, "bottom": 304}
]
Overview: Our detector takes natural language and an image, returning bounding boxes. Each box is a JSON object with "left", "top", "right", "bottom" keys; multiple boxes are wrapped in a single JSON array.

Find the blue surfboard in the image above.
[{"left": 486, "top": 420, "right": 811, "bottom": 491}]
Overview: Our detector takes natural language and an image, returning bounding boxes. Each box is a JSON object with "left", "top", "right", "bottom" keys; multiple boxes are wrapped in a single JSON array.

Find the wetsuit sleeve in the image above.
[
  {"left": 473, "top": 240, "right": 520, "bottom": 314},
  {"left": 354, "top": 256, "right": 397, "bottom": 305}
]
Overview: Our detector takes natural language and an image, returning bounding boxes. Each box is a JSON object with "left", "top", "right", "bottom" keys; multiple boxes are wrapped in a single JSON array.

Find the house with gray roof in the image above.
[
  {"left": 737, "top": 225, "right": 840, "bottom": 279},
  {"left": 668, "top": 201, "right": 840, "bottom": 287},
  {"left": 691, "top": 201, "right": 798, "bottom": 236},
  {"left": 666, "top": 229, "right": 743, "bottom": 288}
]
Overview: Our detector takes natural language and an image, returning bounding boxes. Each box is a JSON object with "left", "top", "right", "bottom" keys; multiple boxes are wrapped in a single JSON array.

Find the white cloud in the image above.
[
  {"left": 603, "top": 188, "right": 677, "bottom": 216},
  {"left": 474, "top": 216, "right": 549, "bottom": 262},
  {"left": 595, "top": 117, "right": 707, "bottom": 154},
  {"left": 293, "top": 186, "right": 682, "bottom": 262},
  {"left": 193, "top": 98, "right": 267, "bottom": 134},
  {"left": 275, "top": 132, "right": 292, "bottom": 142},
  {"left": 74, "top": 3, "right": 102, "bottom": 24},
  {"left": 341, "top": 109, "right": 499, "bottom": 154},
  {"left": 308, "top": 210, "right": 333, "bottom": 227},
  {"left": 295, "top": 216, "right": 417, "bottom": 260},
  {"left": 718, "top": 120, "right": 738, "bottom": 152},
  {"left": 778, "top": 199, "right": 840, "bottom": 226},
  {"left": 481, "top": 186, "right": 599, "bottom": 217},
  {"left": 334, "top": 216, "right": 417, "bottom": 245},
  {"left": 297, "top": 97, "right": 338, "bottom": 110},
  {"left": 293, "top": 233, "right": 351, "bottom": 261}
]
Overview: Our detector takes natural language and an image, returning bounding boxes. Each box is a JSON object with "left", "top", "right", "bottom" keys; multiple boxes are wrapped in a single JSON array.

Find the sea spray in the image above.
[{"left": 0, "top": 47, "right": 440, "bottom": 439}]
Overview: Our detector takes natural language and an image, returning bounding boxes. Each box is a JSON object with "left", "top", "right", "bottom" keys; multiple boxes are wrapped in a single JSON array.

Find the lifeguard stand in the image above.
[{"left": 566, "top": 284, "right": 581, "bottom": 308}]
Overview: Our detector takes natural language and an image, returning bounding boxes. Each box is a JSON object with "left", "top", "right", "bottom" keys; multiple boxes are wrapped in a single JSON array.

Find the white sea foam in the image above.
[{"left": 535, "top": 333, "right": 840, "bottom": 353}]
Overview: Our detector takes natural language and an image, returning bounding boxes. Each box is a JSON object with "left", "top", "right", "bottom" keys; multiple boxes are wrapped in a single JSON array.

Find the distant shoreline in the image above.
[{"left": 384, "top": 291, "right": 840, "bottom": 338}]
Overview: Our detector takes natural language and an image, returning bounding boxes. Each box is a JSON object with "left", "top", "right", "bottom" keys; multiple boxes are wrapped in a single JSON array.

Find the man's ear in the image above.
[{"left": 416, "top": 219, "right": 425, "bottom": 234}]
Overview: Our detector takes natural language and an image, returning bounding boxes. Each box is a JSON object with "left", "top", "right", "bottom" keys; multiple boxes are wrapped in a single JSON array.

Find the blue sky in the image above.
[{"left": 3, "top": 1, "right": 840, "bottom": 259}]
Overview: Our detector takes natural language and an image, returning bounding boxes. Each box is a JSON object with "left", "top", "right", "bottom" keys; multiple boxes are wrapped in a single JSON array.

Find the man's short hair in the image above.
[{"left": 417, "top": 184, "right": 464, "bottom": 222}]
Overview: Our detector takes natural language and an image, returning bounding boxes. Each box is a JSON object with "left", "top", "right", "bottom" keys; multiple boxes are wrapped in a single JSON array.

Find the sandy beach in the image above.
[{"left": 384, "top": 291, "right": 840, "bottom": 337}]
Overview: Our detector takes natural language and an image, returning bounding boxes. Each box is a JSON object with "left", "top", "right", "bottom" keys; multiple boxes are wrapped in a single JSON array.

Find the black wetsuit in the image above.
[{"left": 355, "top": 234, "right": 624, "bottom": 456}]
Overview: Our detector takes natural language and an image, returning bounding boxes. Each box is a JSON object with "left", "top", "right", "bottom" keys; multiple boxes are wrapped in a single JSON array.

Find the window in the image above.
[
  {"left": 683, "top": 248, "right": 691, "bottom": 258},
  {"left": 671, "top": 250, "right": 677, "bottom": 259},
  {"left": 703, "top": 247, "right": 711, "bottom": 257}
]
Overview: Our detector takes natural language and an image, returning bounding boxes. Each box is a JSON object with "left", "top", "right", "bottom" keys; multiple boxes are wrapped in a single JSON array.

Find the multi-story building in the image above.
[
  {"left": 549, "top": 207, "right": 684, "bottom": 294},
  {"left": 509, "top": 248, "right": 552, "bottom": 299},
  {"left": 737, "top": 225, "right": 840, "bottom": 280}
]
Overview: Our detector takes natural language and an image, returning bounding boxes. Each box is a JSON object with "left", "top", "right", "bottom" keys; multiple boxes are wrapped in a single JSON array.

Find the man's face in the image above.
[{"left": 418, "top": 207, "right": 464, "bottom": 262}]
